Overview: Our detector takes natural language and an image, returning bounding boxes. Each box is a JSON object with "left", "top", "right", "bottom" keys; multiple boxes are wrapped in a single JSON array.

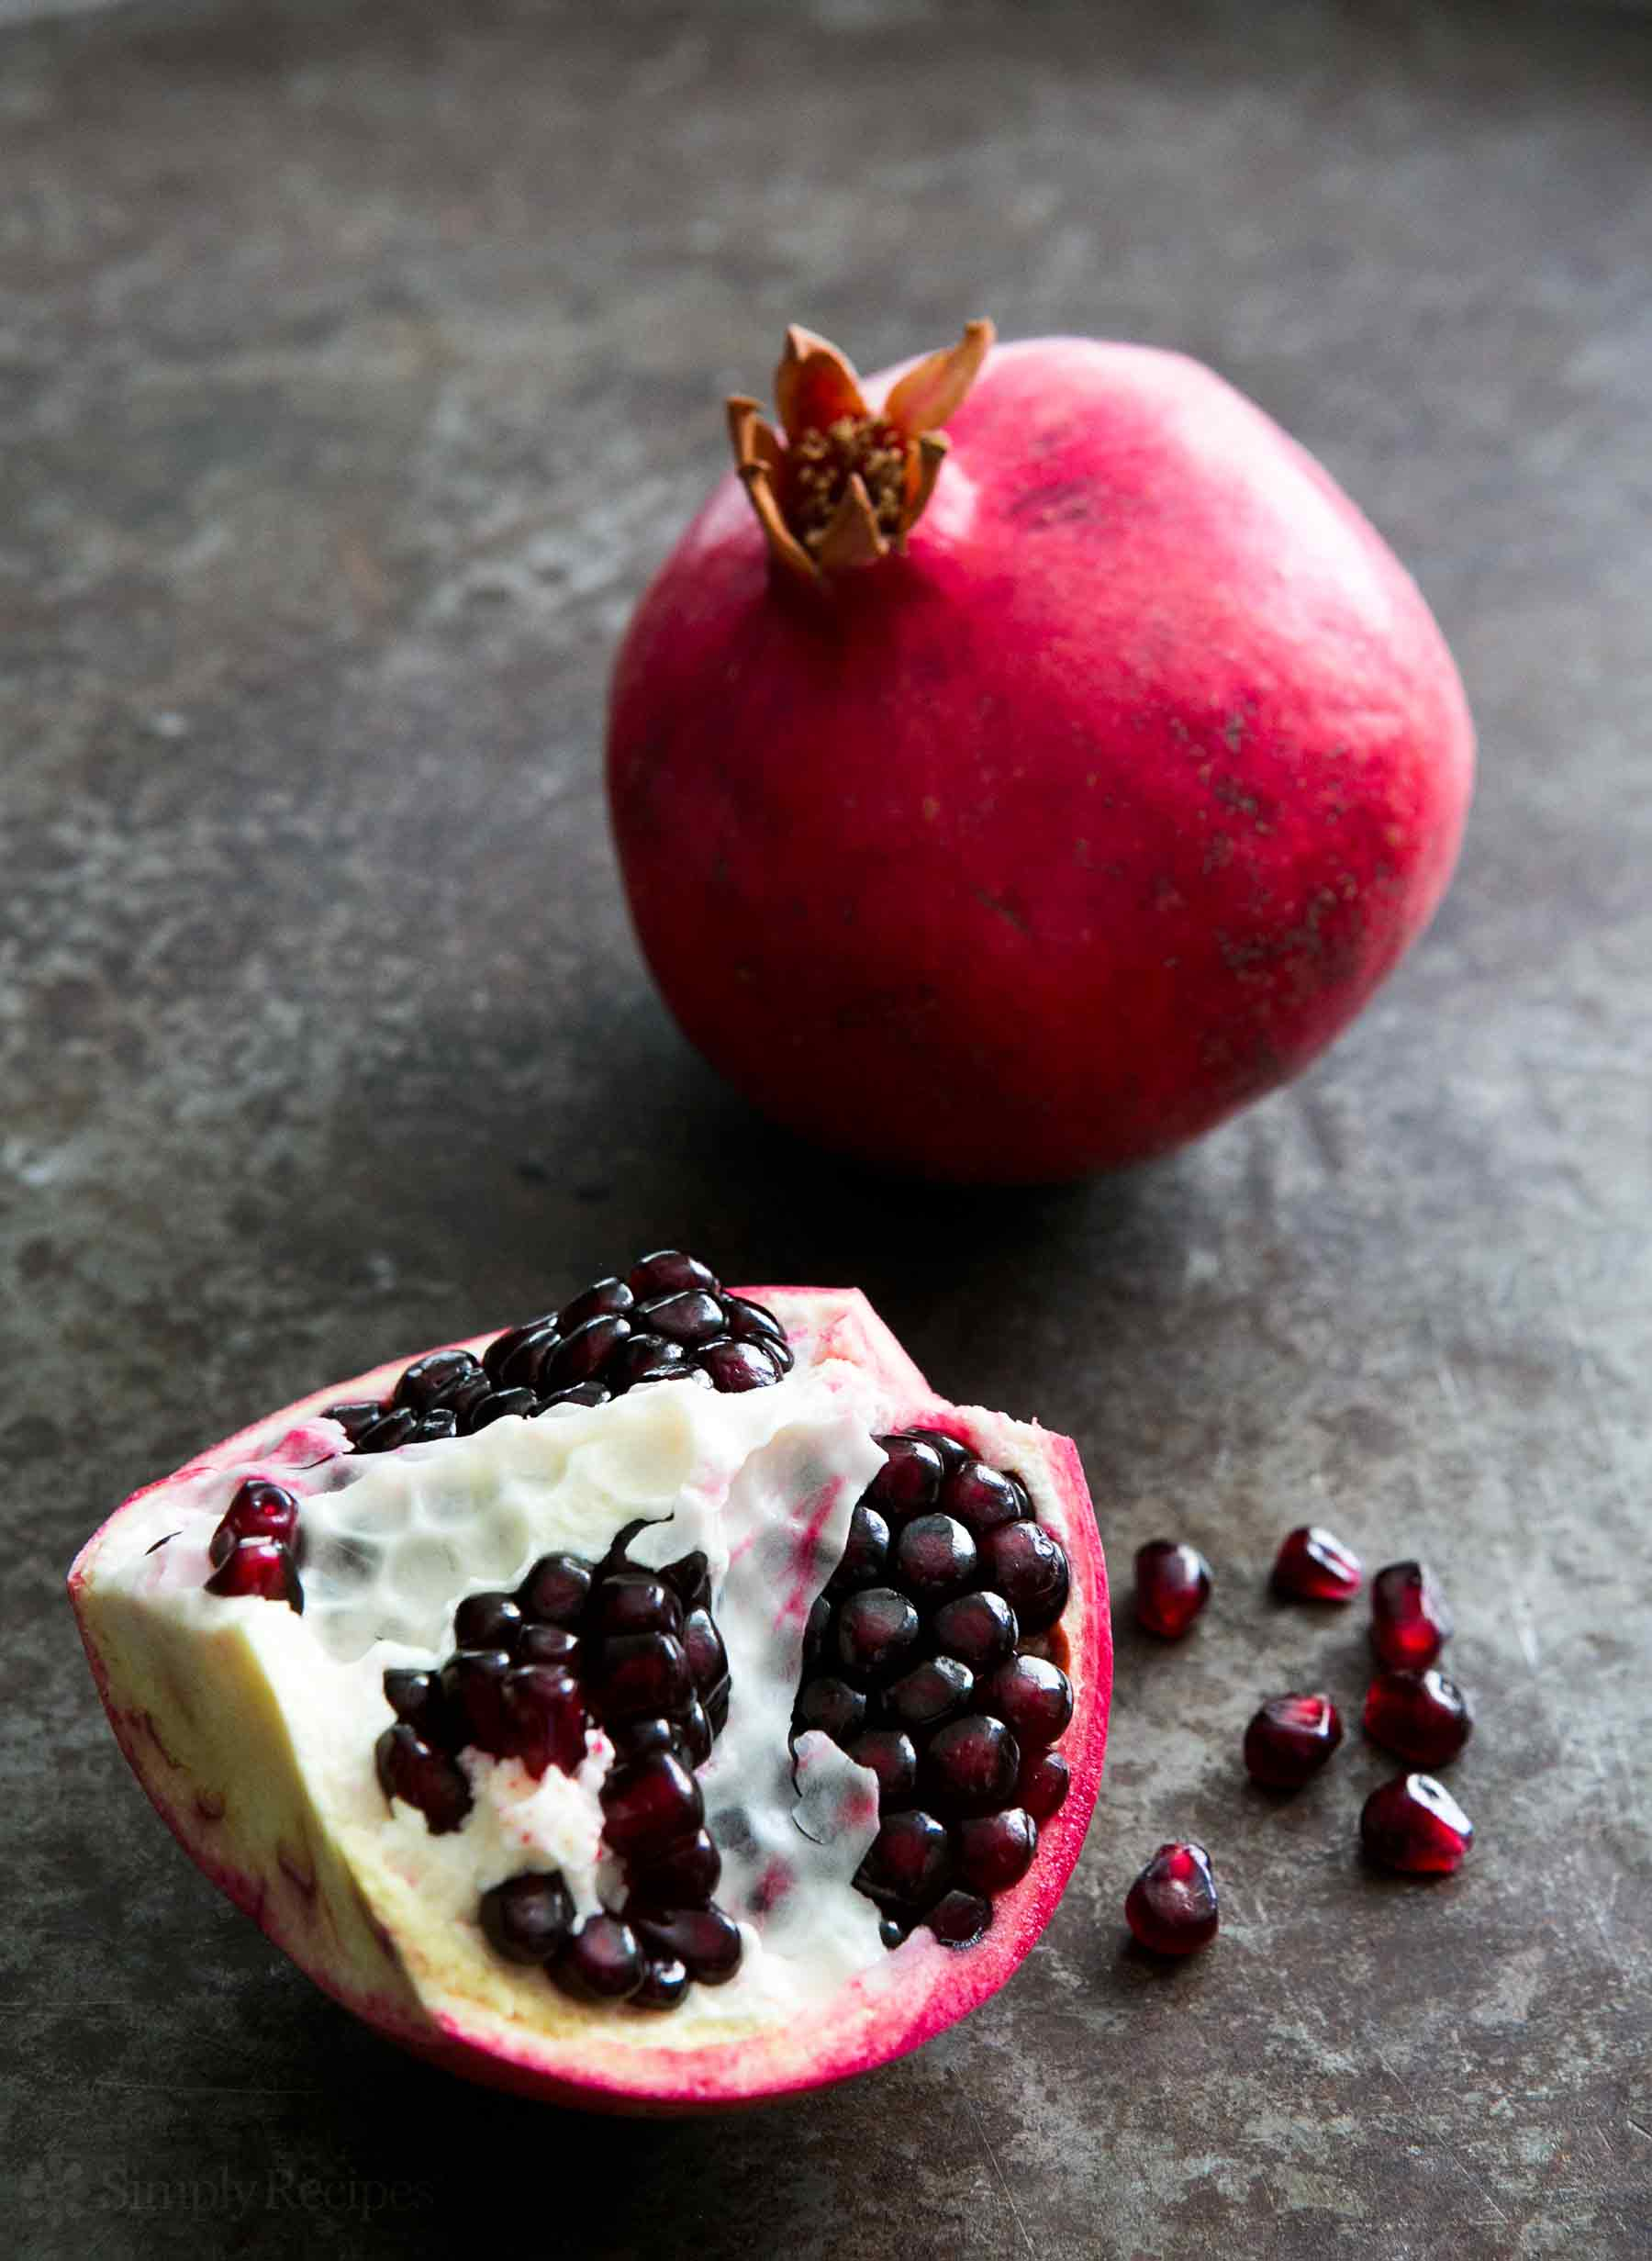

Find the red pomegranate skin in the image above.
[{"left": 608, "top": 339, "right": 1475, "bottom": 1182}]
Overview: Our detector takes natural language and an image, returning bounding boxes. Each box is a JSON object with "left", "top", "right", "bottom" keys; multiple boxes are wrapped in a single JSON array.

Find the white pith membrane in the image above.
[{"left": 84, "top": 1356, "right": 916, "bottom": 2037}]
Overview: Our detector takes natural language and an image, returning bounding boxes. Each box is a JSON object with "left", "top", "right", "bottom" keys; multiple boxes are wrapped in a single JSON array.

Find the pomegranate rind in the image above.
[{"left": 69, "top": 1288, "right": 1110, "bottom": 2113}]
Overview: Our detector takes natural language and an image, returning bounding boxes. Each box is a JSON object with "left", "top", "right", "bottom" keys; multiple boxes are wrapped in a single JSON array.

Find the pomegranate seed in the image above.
[
  {"left": 594, "top": 1574, "right": 683, "bottom": 1640},
  {"left": 517, "top": 1550, "right": 592, "bottom": 1627},
  {"left": 551, "top": 1915, "right": 645, "bottom": 2001},
  {"left": 452, "top": 1590, "right": 525, "bottom": 1649},
  {"left": 931, "top": 1589, "right": 1018, "bottom": 1668},
  {"left": 636, "top": 1289, "right": 725, "bottom": 1345},
  {"left": 382, "top": 1667, "right": 454, "bottom": 1745},
  {"left": 204, "top": 1536, "right": 303, "bottom": 1612},
  {"left": 854, "top": 1810, "right": 954, "bottom": 1911},
  {"left": 697, "top": 1338, "right": 782, "bottom": 1391},
  {"left": 1125, "top": 1841, "right": 1219, "bottom": 1955},
  {"left": 627, "top": 1249, "right": 720, "bottom": 1300},
  {"left": 1271, "top": 1524, "right": 1363, "bottom": 1602},
  {"left": 929, "top": 1888, "right": 993, "bottom": 1948},
  {"left": 847, "top": 1728, "right": 918, "bottom": 1808},
  {"left": 980, "top": 1520, "right": 1069, "bottom": 1632},
  {"left": 596, "top": 1631, "right": 693, "bottom": 1721},
  {"left": 356, "top": 1405, "right": 420, "bottom": 1454},
  {"left": 955, "top": 1808, "right": 1038, "bottom": 1893},
  {"left": 980, "top": 1654, "right": 1072, "bottom": 1749},
  {"left": 441, "top": 1648, "right": 513, "bottom": 1754},
  {"left": 556, "top": 1275, "right": 634, "bottom": 1332},
  {"left": 1133, "top": 1539, "right": 1211, "bottom": 1639},
  {"left": 893, "top": 1513, "right": 978, "bottom": 1601},
  {"left": 885, "top": 1657, "right": 974, "bottom": 1733},
  {"left": 921, "top": 1715, "right": 1021, "bottom": 1816},
  {"left": 501, "top": 1664, "right": 586, "bottom": 1776},
  {"left": 680, "top": 1606, "right": 728, "bottom": 1694},
  {"left": 374, "top": 1724, "right": 472, "bottom": 1833},
  {"left": 208, "top": 1478, "right": 299, "bottom": 1565},
  {"left": 1017, "top": 1748, "right": 1070, "bottom": 1821},
  {"left": 1370, "top": 1560, "right": 1453, "bottom": 1669},
  {"left": 795, "top": 1675, "right": 868, "bottom": 1743},
  {"left": 1361, "top": 1773, "right": 1473, "bottom": 1874},
  {"left": 1243, "top": 1693, "right": 1343, "bottom": 1788},
  {"left": 1363, "top": 1669, "right": 1473, "bottom": 1766},
  {"left": 394, "top": 1348, "right": 482, "bottom": 1411},
  {"left": 627, "top": 1829, "right": 721, "bottom": 1911},
  {"left": 938, "top": 1461, "right": 1024, "bottom": 1537},
  {"left": 479, "top": 1870, "right": 574, "bottom": 1963},
  {"left": 633, "top": 1956, "right": 690, "bottom": 2009},
  {"left": 599, "top": 1751, "right": 705, "bottom": 1857},
  {"left": 867, "top": 1436, "right": 944, "bottom": 1514},
  {"left": 826, "top": 1502, "right": 891, "bottom": 1593},
  {"left": 517, "top": 1623, "right": 580, "bottom": 1669},
  {"left": 324, "top": 1398, "right": 384, "bottom": 1442},
  {"left": 834, "top": 1587, "right": 921, "bottom": 1682},
  {"left": 634, "top": 1906, "right": 742, "bottom": 1984}
]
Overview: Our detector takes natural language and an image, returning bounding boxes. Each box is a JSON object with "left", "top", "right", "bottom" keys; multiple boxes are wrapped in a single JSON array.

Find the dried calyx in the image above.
[{"left": 728, "top": 319, "right": 994, "bottom": 583}]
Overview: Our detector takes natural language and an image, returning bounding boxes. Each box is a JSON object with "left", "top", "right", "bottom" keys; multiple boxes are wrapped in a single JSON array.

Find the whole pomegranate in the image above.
[
  {"left": 69, "top": 1258, "right": 1109, "bottom": 2111},
  {"left": 607, "top": 321, "right": 1475, "bottom": 1181}
]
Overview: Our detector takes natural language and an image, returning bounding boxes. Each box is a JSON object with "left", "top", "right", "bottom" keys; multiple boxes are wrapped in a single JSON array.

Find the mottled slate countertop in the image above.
[{"left": 4, "top": 1, "right": 1648, "bottom": 2254}]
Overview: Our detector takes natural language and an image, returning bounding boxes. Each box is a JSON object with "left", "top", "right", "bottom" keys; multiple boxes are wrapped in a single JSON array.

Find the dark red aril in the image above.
[
  {"left": 517, "top": 1551, "right": 593, "bottom": 1628},
  {"left": 483, "top": 1314, "right": 557, "bottom": 1385},
  {"left": 939, "top": 1461, "right": 1024, "bottom": 1538},
  {"left": 545, "top": 1315, "right": 633, "bottom": 1391},
  {"left": 893, "top": 1514, "right": 978, "bottom": 1601},
  {"left": 633, "top": 1957, "right": 690, "bottom": 2009},
  {"left": 885, "top": 1657, "right": 974, "bottom": 1733},
  {"left": 441, "top": 1648, "right": 513, "bottom": 1755},
  {"left": 1370, "top": 1561, "right": 1454, "bottom": 1669},
  {"left": 634, "top": 1905, "right": 743, "bottom": 1985},
  {"left": 628, "top": 1828, "right": 721, "bottom": 1911},
  {"left": 1125, "top": 1841, "right": 1219, "bottom": 1955},
  {"left": 724, "top": 1295, "right": 788, "bottom": 1352},
  {"left": 1243, "top": 1692, "right": 1344, "bottom": 1789},
  {"left": 208, "top": 1479, "right": 300, "bottom": 1566},
  {"left": 636, "top": 1289, "right": 725, "bottom": 1345},
  {"left": 412, "top": 1409, "right": 459, "bottom": 1443},
  {"left": 827, "top": 1502, "right": 890, "bottom": 1593},
  {"left": 675, "top": 1696, "right": 713, "bottom": 1766},
  {"left": 847, "top": 1728, "right": 919, "bottom": 1808},
  {"left": 664, "top": 1550, "right": 711, "bottom": 1610},
  {"left": 470, "top": 1388, "right": 538, "bottom": 1430},
  {"left": 680, "top": 1606, "right": 728, "bottom": 1695},
  {"left": 541, "top": 1382, "right": 611, "bottom": 1411},
  {"left": 910, "top": 1429, "right": 971, "bottom": 1477},
  {"left": 922, "top": 1715, "right": 1021, "bottom": 1816},
  {"left": 517, "top": 1623, "right": 580, "bottom": 1669},
  {"left": 394, "top": 1348, "right": 482, "bottom": 1413},
  {"left": 374, "top": 1724, "right": 473, "bottom": 1833},
  {"left": 382, "top": 1667, "right": 453, "bottom": 1745},
  {"left": 604, "top": 1334, "right": 688, "bottom": 1390},
  {"left": 452, "top": 1590, "right": 524, "bottom": 1650},
  {"left": 1017, "top": 1748, "right": 1070, "bottom": 1822},
  {"left": 557, "top": 1276, "right": 635, "bottom": 1333},
  {"left": 795, "top": 1676, "right": 869, "bottom": 1743},
  {"left": 599, "top": 1751, "right": 705, "bottom": 1857},
  {"left": 324, "top": 1399, "right": 384, "bottom": 1443},
  {"left": 205, "top": 1537, "right": 303, "bottom": 1611},
  {"left": 502, "top": 1665, "right": 586, "bottom": 1776},
  {"left": 834, "top": 1587, "right": 922, "bottom": 1683},
  {"left": 356, "top": 1406, "right": 420, "bottom": 1454},
  {"left": 981, "top": 1521, "right": 1069, "bottom": 1633},
  {"left": 1363, "top": 1669, "right": 1473, "bottom": 1767},
  {"left": 867, "top": 1436, "right": 944, "bottom": 1516},
  {"left": 980, "top": 1654, "right": 1072, "bottom": 1750},
  {"left": 854, "top": 1810, "right": 954, "bottom": 1911},
  {"left": 697, "top": 1339, "right": 781, "bottom": 1391},
  {"left": 1272, "top": 1524, "right": 1364, "bottom": 1603},
  {"left": 596, "top": 1632, "right": 693, "bottom": 1722},
  {"left": 490, "top": 1321, "right": 561, "bottom": 1394},
  {"left": 613, "top": 1715, "right": 676, "bottom": 1761},
  {"left": 931, "top": 1590, "right": 1019, "bottom": 1669},
  {"left": 1361, "top": 1773, "right": 1473, "bottom": 1874},
  {"left": 595, "top": 1574, "right": 684, "bottom": 1640},
  {"left": 955, "top": 1808, "right": 1037, "bottom": 1893},
  {"left": 479, "top": 1870, "right": 574, "bottom": 1964},
  {"left": 1133, "top": 1539, "right": 1211, "bottom": 1640},
  {"left": 551, "top": 1916, "right": 645, "bottom": 2001},
  {"left": 627, "top": 1249, "right": 720, "bottom": 1301},
  {"left": 928, "top": 1889, "right": 993, "bottom": 1948}
]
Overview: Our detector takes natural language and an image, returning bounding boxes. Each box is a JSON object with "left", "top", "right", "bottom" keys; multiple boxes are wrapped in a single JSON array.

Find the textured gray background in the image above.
[{"left": 4, "top": 1, "right": 1650, "bottom": 2254}]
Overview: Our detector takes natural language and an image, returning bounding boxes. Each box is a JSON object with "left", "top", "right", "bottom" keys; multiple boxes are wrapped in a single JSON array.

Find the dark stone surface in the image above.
[{"left": 5, "top": 0, "right": 1649, "bottom": 2253}]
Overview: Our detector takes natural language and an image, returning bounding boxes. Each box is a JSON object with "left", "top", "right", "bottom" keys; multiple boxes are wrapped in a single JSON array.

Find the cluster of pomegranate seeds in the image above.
[
  {"left": 1360, "top": 1774, "right": 1473, "bottom": 1875},
  {"left": 793, "top": 1428, "right": 1072, "bottom": 1952},
  {"left": 1368, "top": 1559, "right": 1453, "bottom": 1669},
  {"left": 1125, "top": 1841, "right": 1220, "bottom": 1956},
  {"left": 203, "top": 1479, "right": 305, "bottom": 1613},
  {"left": 1271, "top": 1524, "right": 1364, "bottom": 1603},
  {"left": 376, "top": 1531, "right": 738, "bottom": 2010},
  {"left": 1133, "top": 1539, "right": 1211, "bottom": 1640},
  {"left": 1362, "top": 1667, "right": 1473, "bottom": 1767},
  {"left": 1243, "top": 1693, "right": 1344, "bottom": 1789},
  {"left": 326, "top": 1251, "right": 790, "bottom": 1453}
]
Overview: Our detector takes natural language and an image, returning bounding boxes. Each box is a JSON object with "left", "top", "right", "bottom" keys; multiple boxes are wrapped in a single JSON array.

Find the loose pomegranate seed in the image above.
[
  {"left": 981, "top": 1654, "right": 1072, "bottom": 1749},
  {"left": 551, "top": 1915, "right": 645, "bottom": 2001},
  {"left": 929, "top": 1888, "right": 993, "bottom": 1948},
  {"left": 854, "top": 1810, "right": 954, "bottom": 1911},
  {"left": 834, "top": 1587, "right": 921, "bottom": 1682},
  {"left": 374, "top": 1724, "right": 472, "bottom": 1833},
  {"left": 205, "top": 1536, "right": 303, "bottom": 1611},
  {"left": 795, "top": 1675, "right": 869, "bottom": 1742},
  {"left": 1017, "top": 1748, "right": 1070, "bottom": 1822},
  {"left": 1370, "top": 1561, "right": 1453, "bottom": 1668},
  {"left": 479, "top": 1870, "right": 574, "bottom": 1963},
  {"left": 980, "top": 1521, "right": 1070, "bottom": 1632},
  {"left": 893, "top": 1514, "right": 978, "bottom": 1601},
  {"left": 599, "top": 1751, "right": 705, "bottom": 1857},
  {"left": 886, "top": 1657, "right": 974, "bottom": 1733},
  {"left": 939, "top": 1461, "right": 1024, "bottom": 1537},
  {"left": 1363, "top": 1669, "right": 1473, "bottom": 1766},
  {"left": 847, "top": 1728, "right": 919, "bottom": 1808},
  {"left": 1133, "top": 1539, "right": 1211, "bottom": 1639},
  {"left": 922, "top": 1715, "right": 1021, "bottom": 1816},
  {"left": 931, "top": 1590, "right": 1019, "bottom": 1669},
  {"left": 634, "top": 1905, "right": 742, "bottom": 1984},
  {"left": 208, "top": 1479, "right": 299, "bottom": 1566},
  {"left": 1361, "top": 1773, "right": 1473, "bottom": 1874},
  {"left": 955, "top": 1808, "right": 1038, "bottom": 1893},
  {"left": 867, "top": 1436, "right": 944, "bottom": 1514},
  {"left": 1272, "top": 1524, "right": 1363, "bottom": 1602},
  {"left": 1243, "top": 1693, "right": 1343, "bottom": 1788},
  {"left": 1125, "top": 1841, "right": 1219, "bottom": 1955}
]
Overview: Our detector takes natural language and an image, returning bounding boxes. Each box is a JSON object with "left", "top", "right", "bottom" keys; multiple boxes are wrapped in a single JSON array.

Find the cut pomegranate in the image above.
[
  {"left": 1360, "top": 1774, "right": 1473, "bottom": 1875},
  {"left": 1271, "top": 1525, "right": 1363, "bottom": 1603},
  {"left": 1133, "top": 1539, "right": 1211, "bottom": 1640},
  {"left": 1370, "top": 1561, "right": 1454, "bottom": 1669},
  {"left": 1125, "top": 1841, "right": 1220, "bottom": 1956},
  {"left": 1242, "top": 1693, "right": 1344, "bottom": 1789},
  {"left": 70, "top": 1281, "right": 1110, "bottom": 2111},
  {"left": 1362, "top": 1669, "right": 1473, "bottom": 1767}
]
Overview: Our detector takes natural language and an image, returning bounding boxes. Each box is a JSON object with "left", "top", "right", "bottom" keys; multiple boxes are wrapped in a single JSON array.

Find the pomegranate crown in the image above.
[{"left": 727, "top": 318, "right": 995, "bottom": 583}]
